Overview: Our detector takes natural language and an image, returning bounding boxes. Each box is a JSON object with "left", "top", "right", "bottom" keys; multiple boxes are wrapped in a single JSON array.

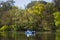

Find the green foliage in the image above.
[
  {"left": 0, "top": 25, "right": 9, "bottom": 31},
  {"left": 45, "top": 3, "right": 57, "bottom": 13},
  {"left": 11, "top": 25, "right": 18, "bottom": 31},
  {"left": 53, "top": 0, "right": 60, "bottom": 11},
  {"left": 0, "top": 0, "right": 14, "bottom": 11},
  {"left": 0, "top": 0, "right": 59, "bottom": 31},
  {"left": 27, "top": 1, "right": 47, "bottom": 8},
  {"left": 0, "top": 0, "right": 60, "bottom": 40},
  {"left": 53, "top": 12, "right": 60, "bottom": 27}
]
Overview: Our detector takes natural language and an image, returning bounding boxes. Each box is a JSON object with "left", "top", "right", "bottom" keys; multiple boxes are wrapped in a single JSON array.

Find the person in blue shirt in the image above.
[
  {"left": 25, "top": 30, "right": 32, "bottom": 37},
  {"left": 25, "top": 30, "right": 36, "bottom": 37}
]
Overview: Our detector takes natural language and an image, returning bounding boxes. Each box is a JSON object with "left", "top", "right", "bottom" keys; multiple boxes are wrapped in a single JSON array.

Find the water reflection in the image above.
[{"left": 0, "top": 31, "right": 59, "bottom": 40}]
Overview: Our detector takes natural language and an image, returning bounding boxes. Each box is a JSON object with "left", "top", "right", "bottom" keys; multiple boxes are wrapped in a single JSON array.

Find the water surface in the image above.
[{"left": 0, "top": 31, "right": 60, "bottom": 40}]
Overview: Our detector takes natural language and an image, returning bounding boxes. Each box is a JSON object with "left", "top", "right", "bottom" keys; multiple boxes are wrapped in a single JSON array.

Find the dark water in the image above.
[{"left": 0, "top": 31, "right": 60, "bottom": 40}]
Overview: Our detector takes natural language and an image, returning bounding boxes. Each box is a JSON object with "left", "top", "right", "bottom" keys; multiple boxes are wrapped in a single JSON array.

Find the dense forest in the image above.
[{"left": 0, "top": 0, "right": 60, "bottom": 32}]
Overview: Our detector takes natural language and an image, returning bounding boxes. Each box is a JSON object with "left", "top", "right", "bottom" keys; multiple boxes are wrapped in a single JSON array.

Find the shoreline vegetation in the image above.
[{"left": 0, "top": 0, "right": 60, "bottom": 40}]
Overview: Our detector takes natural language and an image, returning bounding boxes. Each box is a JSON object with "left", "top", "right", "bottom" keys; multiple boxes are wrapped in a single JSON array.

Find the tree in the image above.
[
  {"left": 53, "top": 0, "right": 60, "bottom": 11},
  {"left": 0, "top": 6, "right": 19, "bottom": 31},
  {"left": 44, "top": 3, "right": 57, "bottom": 40},
  {"left": 53, "top": 12, "right": 60, "bottom": 29},
  {"left": 26, "top": 3, "right": 45, "bottom": 31},
  {"left": 27, "top": 1, "right": 47, "bottom": 8},
  {"left": 0, "top": 0, "right": 15, "bottom": 28},
  {"left": 0, "top": 0, "right": 15, "bottom": 11}
]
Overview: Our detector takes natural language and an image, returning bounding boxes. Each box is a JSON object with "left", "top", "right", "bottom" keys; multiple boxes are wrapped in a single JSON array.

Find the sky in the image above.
[
  {"left": 0, "top": 0, "right": 52, "bottom": 9},
  {"left": 14, "top": 0, "right": 52, "bottom": 9}
]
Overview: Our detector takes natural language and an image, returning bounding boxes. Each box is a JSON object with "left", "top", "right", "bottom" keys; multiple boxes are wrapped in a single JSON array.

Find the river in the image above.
[{"left": 0, "top": 31, "right": 60, "bottom": 40}]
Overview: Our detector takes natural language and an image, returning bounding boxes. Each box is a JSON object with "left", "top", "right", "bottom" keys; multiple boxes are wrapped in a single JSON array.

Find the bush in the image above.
[{"left": 0, "top": 25, "right": 11, "bottom": 31}]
